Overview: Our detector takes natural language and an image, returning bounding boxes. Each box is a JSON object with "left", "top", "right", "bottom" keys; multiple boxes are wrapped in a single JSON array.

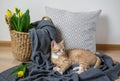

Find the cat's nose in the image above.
[{"left": 60, "top": 50, "right": 63, "bottom": 52}]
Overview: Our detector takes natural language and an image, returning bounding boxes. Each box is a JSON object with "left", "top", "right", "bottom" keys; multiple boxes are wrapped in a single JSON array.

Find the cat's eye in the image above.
[{"left": 58, "top": 49, "right": 60, "bottom": 51}]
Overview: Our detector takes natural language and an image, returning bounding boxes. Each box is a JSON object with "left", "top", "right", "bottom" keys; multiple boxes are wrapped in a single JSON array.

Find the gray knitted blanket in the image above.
[{"left": 0, "top": 19, "right": 120, "bottom": 81}]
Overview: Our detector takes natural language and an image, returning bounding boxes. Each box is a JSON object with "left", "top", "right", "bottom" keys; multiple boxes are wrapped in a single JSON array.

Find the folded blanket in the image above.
[{"left": 0, "top": 19, "right": 120, "bottom": 81}]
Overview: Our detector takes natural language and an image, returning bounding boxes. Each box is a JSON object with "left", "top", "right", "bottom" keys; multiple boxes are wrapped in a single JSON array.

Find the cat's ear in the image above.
[
  {"left": 51, "top": 40, "right": 57, "bottom": 48},
  {"left": 60, "top": 40, "right": 64, "bottom": 45}
]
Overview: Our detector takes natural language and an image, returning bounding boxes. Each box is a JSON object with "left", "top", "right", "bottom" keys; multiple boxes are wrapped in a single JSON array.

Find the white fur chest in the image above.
[{"left": 51, "top": 53, "right": 59, "bottom": 59}]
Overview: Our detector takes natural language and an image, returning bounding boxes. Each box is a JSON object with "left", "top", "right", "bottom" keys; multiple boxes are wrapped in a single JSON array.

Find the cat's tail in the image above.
[{"left": 94, "top": 57, "right": 101, "bottom": 68}]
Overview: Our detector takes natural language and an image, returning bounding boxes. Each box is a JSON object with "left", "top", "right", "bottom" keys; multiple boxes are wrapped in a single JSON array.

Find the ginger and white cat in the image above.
[{"left": 51, "top": 40, "right": 101, "bottom": 74}]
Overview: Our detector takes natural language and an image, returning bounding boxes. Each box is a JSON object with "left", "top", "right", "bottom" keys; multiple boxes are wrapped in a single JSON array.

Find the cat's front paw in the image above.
[
  {"left": 53, "top": 67, "right": 60, "bottom": 71},
  {"left": 73, "top": 66, "right": 84, "bottom": 74},
  {"left": 53, "top": 67, "right": 63, "bottom": 74}
]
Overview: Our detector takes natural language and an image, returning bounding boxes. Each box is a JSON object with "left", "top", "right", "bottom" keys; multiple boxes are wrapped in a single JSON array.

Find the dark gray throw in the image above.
[{"left": 0, "top": 19, "right": 120, "bottom": 81}]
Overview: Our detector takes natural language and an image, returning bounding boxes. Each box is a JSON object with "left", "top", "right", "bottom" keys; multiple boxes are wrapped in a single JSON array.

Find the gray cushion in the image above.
[{"left": 45, "top": 7, "right": 101, "bottom": 53}]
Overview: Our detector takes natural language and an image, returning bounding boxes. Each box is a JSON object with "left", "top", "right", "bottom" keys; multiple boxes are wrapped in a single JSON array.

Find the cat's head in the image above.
[{"left": 51, "top": 40, "right": 65, "bottom": 56}]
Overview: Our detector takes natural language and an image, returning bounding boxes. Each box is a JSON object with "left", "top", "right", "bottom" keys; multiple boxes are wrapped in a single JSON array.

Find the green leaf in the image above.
[
  {"left": 16, "top": 8, "right": 20, "bottom": 15},
  {"left": 21, "top": 13, "right": 26, "bottom": 31},
  {"left": 23, "top": 65, "right": 27, "bottom": 73},
  {"left": 10, "top": 65, "right": 27, "bottom": 76},
  {"left": 9, "top": 9, "right": 31, "bottom": 32},
  {"left": 18, "top": 17, "right": 21, "bottom": 32},
  {"left": 21, "top": 9, "right": 30, "bottom": 32},
  {"left": 10, "top": 14, "right": 18, "bottom": 31}
]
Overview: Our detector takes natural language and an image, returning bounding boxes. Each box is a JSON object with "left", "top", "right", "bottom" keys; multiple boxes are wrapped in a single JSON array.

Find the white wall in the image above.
[{"left": 0, "top": 0, "right": 120, "bottom": 44}]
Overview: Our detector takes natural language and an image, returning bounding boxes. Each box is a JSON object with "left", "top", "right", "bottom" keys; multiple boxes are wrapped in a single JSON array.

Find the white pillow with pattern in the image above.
[{"left": 45, "top": 7, "right": 101, "bottom": 53}]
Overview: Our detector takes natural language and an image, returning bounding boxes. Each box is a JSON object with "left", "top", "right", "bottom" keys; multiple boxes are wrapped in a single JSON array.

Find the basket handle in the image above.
[{"left": 42, "top": 16, "right": 53, "bottom": 23}]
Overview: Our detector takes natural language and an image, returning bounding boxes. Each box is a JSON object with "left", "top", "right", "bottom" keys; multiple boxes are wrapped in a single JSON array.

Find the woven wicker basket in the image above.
[
  {"left": 10, "top": 30, "right": 31, "bottom": 62},
  {"left": 9, "top": 16, "right": 52, "bottom": 62}
]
